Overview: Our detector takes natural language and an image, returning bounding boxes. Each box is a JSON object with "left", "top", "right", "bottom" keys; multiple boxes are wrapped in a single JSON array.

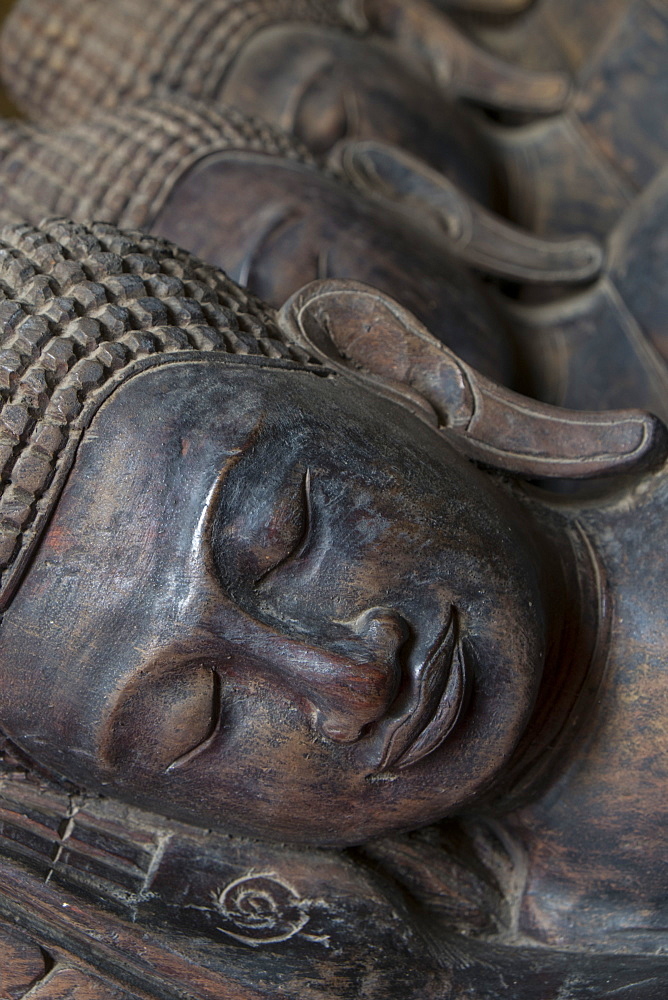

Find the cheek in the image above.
[
  {"left": 316, "top": 511, "right": 433, "bottom": 596},
  {"left": 96, "top": 658, "right": 351, "bottom": 813}
]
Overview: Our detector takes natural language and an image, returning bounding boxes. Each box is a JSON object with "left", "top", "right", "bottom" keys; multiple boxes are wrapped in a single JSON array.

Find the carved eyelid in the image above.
[
  {"left": 166, "top": 671, "right": 223, "bottom": 773},
  {"left": 238, "top": 204, "right": 304, "bottom": 291},
  {"left": 255, "top": 468, "right": 314, "bottom": 586},
  {"left": 101, "top": 658, "right": 223, "bottom": 776}
]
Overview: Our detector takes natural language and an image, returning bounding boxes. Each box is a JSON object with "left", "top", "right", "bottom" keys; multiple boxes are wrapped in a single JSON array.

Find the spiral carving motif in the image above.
[{"left": 212, "top": 873, "right": 312, "bottom": 945}]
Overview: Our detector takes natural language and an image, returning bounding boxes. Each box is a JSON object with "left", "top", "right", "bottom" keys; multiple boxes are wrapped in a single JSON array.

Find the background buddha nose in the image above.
[{"left": 307, "top": 607, "right": 410, "bottom": 744}]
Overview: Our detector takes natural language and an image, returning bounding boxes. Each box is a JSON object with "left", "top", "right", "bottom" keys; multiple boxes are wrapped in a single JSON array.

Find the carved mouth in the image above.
[{"left": 375, "top": 609, "right": 468, "bottom": 772}]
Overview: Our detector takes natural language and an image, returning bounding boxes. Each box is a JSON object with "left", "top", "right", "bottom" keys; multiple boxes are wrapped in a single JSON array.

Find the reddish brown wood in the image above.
[
  {"left": 25, "top": 969, "right": 137, "bottom": 1000},
  {"left": 0, "top": 222, "right": 662, "bottom": 1000},
  {"left": 0, "top": 919, "right": 47, "bottom": 998},
  {"left": 280, "top": 279, "right": 668, "bottom": 477},
  {"left": 0, "top": 1, "right": 664, "bottom": 991}
]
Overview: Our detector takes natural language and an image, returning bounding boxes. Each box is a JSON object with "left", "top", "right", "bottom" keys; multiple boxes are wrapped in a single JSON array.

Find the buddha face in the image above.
[
  {"left": 220, "top": 25, "right": 495, "bottom": 206},
  {"left": 0, "top": 358, "right": 549, "bottom": 845},
  {"left": 153, "top": 154, "right": 515, "bottom": 386}
]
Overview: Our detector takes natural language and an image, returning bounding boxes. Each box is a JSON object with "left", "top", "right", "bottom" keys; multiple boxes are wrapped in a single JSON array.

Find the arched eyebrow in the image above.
[{"left": 277, "top": 46, "right": 341, "bottom": 128}]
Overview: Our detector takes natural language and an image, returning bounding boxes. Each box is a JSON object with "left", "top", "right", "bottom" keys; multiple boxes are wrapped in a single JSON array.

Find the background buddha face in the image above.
[
  {"left": 0, "top": 358, "right": 549, "bottom": 845},
  {"left": 153, "top": 154, "right": 515, "bottom": 386},
  {"left": 221, "top": 25, "right": 496, "bottom": 206}
]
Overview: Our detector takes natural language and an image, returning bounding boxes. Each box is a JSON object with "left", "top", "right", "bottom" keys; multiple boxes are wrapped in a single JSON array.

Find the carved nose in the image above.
[
  {"left": 311, "top": 607, "right": 410, "bottom": 744},
  {"left": 200, "top": 593, "right": 410, "bottom": 746}
]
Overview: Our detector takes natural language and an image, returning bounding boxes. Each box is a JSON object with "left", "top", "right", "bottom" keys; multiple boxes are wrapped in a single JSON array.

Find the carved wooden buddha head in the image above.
[
  {"left": 0, "top": 96, "right": 519, "bottom": 384},
  {"left": 0, "top": 218, "right": 584, "bottom": 847},
  {"left": 0, "top": 219, "right": 662, "bottom": 849},
  {"left": 0, "top": 0, "right": 571, "bottom": 209},
  {"left": 0, "top": 95, "right": 606, "bottom": 395}
]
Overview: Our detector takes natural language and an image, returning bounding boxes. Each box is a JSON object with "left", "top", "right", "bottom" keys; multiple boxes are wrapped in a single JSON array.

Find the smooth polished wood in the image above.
[
  {"left": 0, "top": 2, "right": 665, "bottom": 995},
  {"left": 0, "top": 220, "right": 664, "bottom": 999}
]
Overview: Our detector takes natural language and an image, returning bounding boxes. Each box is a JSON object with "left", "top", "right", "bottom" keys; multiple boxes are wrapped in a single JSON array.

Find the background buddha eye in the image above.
[
  {"left": 294, "top": 69, "right": 351, "bottom": 156},
  {"left": 101, "top": 663, "right": 220, "bottom": 775}
]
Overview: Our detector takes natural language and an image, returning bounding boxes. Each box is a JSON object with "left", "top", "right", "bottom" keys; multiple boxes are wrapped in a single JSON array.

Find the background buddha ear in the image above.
[
  {"left": 330, "top": 140, "right": 604, "bottom": 284},
  {"left": 279, "top": 280, "right": 668, "bottom": 479},
  {"left": 359, "top": 0, "right": 570, "bottom": 113}
]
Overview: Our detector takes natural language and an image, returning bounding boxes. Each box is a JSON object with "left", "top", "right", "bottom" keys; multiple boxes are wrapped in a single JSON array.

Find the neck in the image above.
[
  {"left": 488, "top": 491, "right": 609, "bottom": 812},
  {"left": 480, "top": 475, "right": 668, "bottom": 954}
]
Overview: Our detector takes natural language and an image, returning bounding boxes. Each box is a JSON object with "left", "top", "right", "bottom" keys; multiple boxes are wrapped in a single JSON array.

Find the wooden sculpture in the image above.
[
  {"left": 0, "top": 219, "right": 665, "bottom": 999},
  {"left": 335, "top": 140, "right": 668, "bottom": 420},
  {"left": 3, "top": 0, "right": 665, "bottom": 243},
  {"left": 0, "top": 94, "right": 607, "bottom": 393},
  {"left": 3, "top": 0, "right": 667, "bottom": 421},
  {"left": 0, "top": 0, "right": 571, "bottom": 210},
  {"left": 453, "top": 0, "right": 668, "bottom": 238},
  {"left": 0, "top": 96, "right": 515, "bottom": 386},
  {"left": 3, "top": 94, "right": 668, "bottom": 422},
  {"left": 0, "top": 1, "right": 665, "bottom": 998}
]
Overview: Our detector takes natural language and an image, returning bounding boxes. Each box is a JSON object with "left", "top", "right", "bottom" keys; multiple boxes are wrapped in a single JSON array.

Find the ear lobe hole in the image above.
[{"left": 102, "top": 663, "right": 220, "bottom": 774}]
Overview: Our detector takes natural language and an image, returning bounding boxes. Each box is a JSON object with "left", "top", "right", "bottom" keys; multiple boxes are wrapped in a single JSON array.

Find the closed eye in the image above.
[
  {"left": 255, "top": 468, "right": 314, "bottom": 586},
  {"left": 237, "top": 204, "right": 303, "bottom": 291}
]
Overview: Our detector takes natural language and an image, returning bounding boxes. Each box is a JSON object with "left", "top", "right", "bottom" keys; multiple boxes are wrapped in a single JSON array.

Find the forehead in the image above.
[
  {"left": 87, "top": 357, "right": 426, "bottom": 459},
  {"left": 55, "top": 360, "right": 385, "bottom": 535},
  {"left": 80, "top": 358, "right": 486, "bottom": 530},
  {"left": 24, "top": 356, "right": 483, "bottom": 618},
  {"left": 93, "top": 358, "right": 337, "bottom": 453}
]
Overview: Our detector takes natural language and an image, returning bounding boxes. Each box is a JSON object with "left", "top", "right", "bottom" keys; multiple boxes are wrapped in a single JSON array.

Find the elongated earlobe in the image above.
[
  {"left": 359, "top": 0, "right": 571, "bottom": 113},
  {"left": 331, "top": 140, "right": 604, "bottom": 284},
  {"left": 279, "top": 280, "right": 668, "bottom": 479}
]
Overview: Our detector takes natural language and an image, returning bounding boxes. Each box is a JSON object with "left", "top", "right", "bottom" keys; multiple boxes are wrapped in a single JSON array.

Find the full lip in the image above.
[{"left": 374, "top": 608, "right": 469, "bottom": 772}]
